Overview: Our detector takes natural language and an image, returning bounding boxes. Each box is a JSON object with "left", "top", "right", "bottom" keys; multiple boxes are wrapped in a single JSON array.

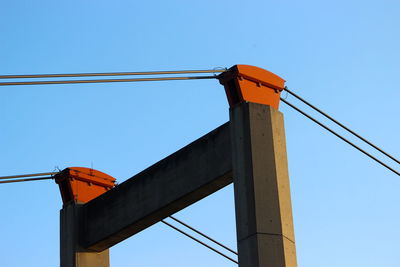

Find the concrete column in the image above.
[
  {"left": 230, "top": 102, "right": 297, "bottom": 267},
  {"left": 60, "top": 203, "right": 109, "bottom": 267}
]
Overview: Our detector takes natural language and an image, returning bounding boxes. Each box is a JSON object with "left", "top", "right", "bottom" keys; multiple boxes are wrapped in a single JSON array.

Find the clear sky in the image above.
[{"left": 1, "top": 1, "right": 399, "bottom": 266}]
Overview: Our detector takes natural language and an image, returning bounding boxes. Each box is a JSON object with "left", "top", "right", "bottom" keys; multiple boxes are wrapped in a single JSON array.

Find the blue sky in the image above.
[{"left": 1, "top": 1, "right": 399, "bottom": 266}]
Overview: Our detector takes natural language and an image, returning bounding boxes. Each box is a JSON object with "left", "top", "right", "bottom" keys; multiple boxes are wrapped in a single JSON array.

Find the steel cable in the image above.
[
  {"left": 281, "top": 98, "right": 400, "bottom": 176},
  {"left": 161, "top": 220, "right": 238, "bottom": 264},
  {"left": 0, "top": 76, "right": 217, "bottom": 86},
  {"left": 169, "top": 216, "right": 237, "bottom": 255},
  {"left": 0, "top": 172, "right": 58, "bottom": 180},
  {"left": 283, "top": 87, "right": 400, "bottom": 165},
  {"left": 0, "top": 176, "right": 54, "bottom": 184},
  {"left": 0, "top": 69, "right": 226, "bottom": 79}
]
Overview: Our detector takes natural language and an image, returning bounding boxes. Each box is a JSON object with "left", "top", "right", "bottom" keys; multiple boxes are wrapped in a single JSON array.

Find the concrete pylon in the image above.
[
  {"left": 60, "top": 203, "right": 109, "bottom": 267},
  {"left": 230, "top": 102, "right": 297, "bottom": 267}
]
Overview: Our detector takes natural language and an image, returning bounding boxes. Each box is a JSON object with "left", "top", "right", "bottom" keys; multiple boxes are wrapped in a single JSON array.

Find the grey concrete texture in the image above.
[
  {"left": 80, "top": 122, "right": 233, "bottom": 251},
  {"left": 237, "top": 234, "right": 296, "bottom": 267},
  {"left": 60, "top": 102, "right": 298, "bottom": 267},
  {"left": 230, "top": 102, "right": 297, "bottom": 267},
  {"left": 75, "top": 252, "right": 109, "bottom": 267},
  {"left": 60, "top": 203, "right": 109, "bottom": 267}
]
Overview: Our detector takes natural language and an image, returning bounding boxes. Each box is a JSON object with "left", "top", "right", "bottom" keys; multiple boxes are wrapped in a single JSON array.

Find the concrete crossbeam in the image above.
[
  {"left": 61, "top": 102, "right": 298, "bottom": 267},
  {"left": 80, "top": 122, "right": 233, "bottom": 251}
]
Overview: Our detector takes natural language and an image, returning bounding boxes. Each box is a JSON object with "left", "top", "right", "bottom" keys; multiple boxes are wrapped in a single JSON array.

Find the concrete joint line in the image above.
[{"left": 238, "top": 232, "right": 295, "bottom": 244}]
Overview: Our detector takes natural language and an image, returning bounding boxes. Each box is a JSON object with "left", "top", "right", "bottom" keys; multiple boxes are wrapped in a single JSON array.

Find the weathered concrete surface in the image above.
[
  {"left": 230, "top": 102, "right": 297, "bottom": 267},
  {"left": 60, "top": 203, "right": 109, "bottom": 267},
  {"left": 80, "top": 122, "right": 232, "bottom": 251}
]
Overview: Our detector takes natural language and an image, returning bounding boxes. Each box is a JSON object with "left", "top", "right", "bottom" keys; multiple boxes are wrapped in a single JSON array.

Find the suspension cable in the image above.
[
  {"left": 161, "top": 220, "right": 238, "bottom": 264},
  {"left": 0, "top": 76, "right": 217, "bottom": 86},
  {"left": 283, "top": 87, "right": 400, "bottom": 165},
  {"left": 0, "top": 69, "right": 226, "bottom": 79},
  {"left": 0, "top": 172, "right": 58, "bottom": 180},
  {"left": 281, "top": 98, "right": 400, "bottom": 176},
  {"left": 0, "top": 176, "right": 54, "bottom": 184},
  {"left": 169, "top": 216, "right": 237, "bottom": 255}
]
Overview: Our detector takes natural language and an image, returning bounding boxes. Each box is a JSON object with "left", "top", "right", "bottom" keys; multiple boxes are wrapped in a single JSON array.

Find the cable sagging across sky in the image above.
[
  {"left": 0, "top": 69, "right": 226, "bottom": 79},
  {"left": 283, "top": 87, "right": 400, "bottom": 165},
  {"left": 161, "top": 219, "right": 238, "bottom": 264},
  {"left": 280, "top": 98, "right": 400, "bottom": 176}
]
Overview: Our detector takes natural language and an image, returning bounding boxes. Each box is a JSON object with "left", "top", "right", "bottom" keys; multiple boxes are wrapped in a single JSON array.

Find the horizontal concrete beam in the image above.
[{"left": 80, "top": 122, "right": 232, "bottom": 251}]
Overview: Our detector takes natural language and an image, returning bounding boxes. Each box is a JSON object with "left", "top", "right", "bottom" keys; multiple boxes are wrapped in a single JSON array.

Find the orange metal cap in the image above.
[
  {"left": 54, "top": 167, "right": 116, "bottom": 204},
  {"left": 218, "top": 65, "right": 285, "bottom": 109}
]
